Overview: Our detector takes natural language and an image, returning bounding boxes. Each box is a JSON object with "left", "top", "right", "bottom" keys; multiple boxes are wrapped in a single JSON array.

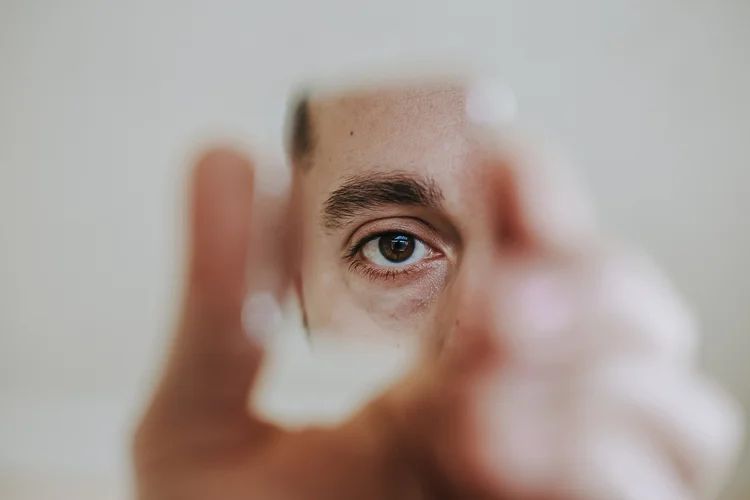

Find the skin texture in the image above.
[
  {"left": 133, "top": 83, "right": 743, "bottom": 500},
  {"left": 298, "top": 85, "right": 477, "bottom": 342}
]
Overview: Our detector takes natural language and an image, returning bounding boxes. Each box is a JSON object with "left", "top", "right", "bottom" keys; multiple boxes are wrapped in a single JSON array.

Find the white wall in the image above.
[{"left": 1, "top": 0, "right": 749, "bottom": 498}]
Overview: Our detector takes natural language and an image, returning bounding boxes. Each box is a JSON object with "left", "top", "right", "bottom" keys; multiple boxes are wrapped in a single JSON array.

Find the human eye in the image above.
[
  {"left": 361, "top": 233, "right": 430, "bottom": 267},
  {"left": 344, "top": 220, "right": 445, "bottom": 282}
]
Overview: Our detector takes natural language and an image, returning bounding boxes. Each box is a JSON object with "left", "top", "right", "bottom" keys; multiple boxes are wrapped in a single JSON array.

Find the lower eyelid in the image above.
[{"left": 349, "top": 256, "right": 442, "bottom": 281}]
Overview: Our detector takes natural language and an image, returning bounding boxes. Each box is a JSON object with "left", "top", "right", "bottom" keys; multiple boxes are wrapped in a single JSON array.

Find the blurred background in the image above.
[{"left": 1, "top": 0, "right": 749, "bottom": 498}]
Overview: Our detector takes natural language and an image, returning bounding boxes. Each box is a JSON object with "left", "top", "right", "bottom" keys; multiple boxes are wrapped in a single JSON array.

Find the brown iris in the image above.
[{"left": 377, "top": 233, "right": 415, "bottom": 263}]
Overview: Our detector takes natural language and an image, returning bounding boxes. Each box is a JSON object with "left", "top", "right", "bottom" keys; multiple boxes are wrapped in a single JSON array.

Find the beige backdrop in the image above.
[{"left": 1, "top": 0, "right": 749, "bottom": 498}]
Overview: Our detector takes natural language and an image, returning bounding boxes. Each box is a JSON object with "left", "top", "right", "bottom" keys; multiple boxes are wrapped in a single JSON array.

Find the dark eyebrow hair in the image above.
[{"left": 322, "top": 172, "right": 444, "bottom": 230}]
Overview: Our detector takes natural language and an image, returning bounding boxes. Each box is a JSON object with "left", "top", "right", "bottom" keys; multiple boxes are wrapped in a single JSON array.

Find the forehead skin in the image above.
[{"left": 306, "top": 84, "right": 472, "bottom": 191}]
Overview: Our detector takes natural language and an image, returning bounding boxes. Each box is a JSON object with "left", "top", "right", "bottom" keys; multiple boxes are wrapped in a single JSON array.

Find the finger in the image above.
[
  {"left": 465, "top": 368, "right": 693, "bottom": 500},
  {"left": 148, "top": 149, "right": 287, "bottom": 433},
  {"left": 570, "top": 426, "right": 692, "bottom": 500},
  {"left": 190, "top": 149, "right": 255, "bottom": 318},
  {"left": 467, "top": 367, "right": 572, "bottom": 498},
  {"left": 505, "top": 141, "right": 597, "bottom": 254},
  {"left": 465, "top": 85, "right": 597, "bottom": 254},
  {"left": 444, "top": 97, "right": 601, "bottom": 368},
  {"left": 584, "top": 248, "right": 699, "bottom": 366},
  {"left": 430, "top": 84, "right": 602, "bottom": 372},
  {"left": 436, "top": 131, "right": 597, "bottom": 369},
  {"left": 468, "top": 132, "right": 696, "bottom": 365},
  {"left": 490, "top": 249, "right": 699, "bottom": 369},
  {"left": 590, "top": 359, "right": 745, "bottom": 499},
  {"left": 465, "top": 92, "right": 697, "bottom": 364}
]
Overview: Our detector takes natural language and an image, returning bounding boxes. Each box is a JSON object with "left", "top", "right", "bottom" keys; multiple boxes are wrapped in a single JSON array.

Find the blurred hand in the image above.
[{"left": 132, "top": 147, "right": 743, "bottom": 500}]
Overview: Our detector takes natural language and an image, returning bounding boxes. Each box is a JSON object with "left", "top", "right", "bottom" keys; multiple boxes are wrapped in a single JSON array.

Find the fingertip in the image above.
[
  {"left": 193, "top": 147, "right": 255, "bottom": 200},
  {"left": 189, "top": 147, "right": 255, "bottom": 315},
  {"left": 470, "top": 127, "right": 598, "bottom": 255}
]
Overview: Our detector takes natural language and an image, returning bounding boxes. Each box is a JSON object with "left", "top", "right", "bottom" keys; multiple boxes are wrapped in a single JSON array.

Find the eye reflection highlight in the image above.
[{"left": 362, "top": 233, "right": 425, "bottom": 267}]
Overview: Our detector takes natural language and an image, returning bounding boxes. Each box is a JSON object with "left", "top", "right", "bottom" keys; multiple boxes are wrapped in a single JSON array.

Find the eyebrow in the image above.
[{"left": 322, "top": 171, "right": 444, "bottom": 230}]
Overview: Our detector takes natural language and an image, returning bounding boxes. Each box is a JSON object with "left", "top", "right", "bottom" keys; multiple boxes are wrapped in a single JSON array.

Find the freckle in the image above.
[
  {"left": 455, "top": 320, "right": 460, "bottom": 326},
  {"left": 350, "top": 130, "right": 354, "bottom": 136}
]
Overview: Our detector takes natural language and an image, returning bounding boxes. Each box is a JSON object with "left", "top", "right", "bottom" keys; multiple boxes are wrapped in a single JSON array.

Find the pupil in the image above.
[{"left": 379, "top": 233, "right": 415, "bottom": 263}]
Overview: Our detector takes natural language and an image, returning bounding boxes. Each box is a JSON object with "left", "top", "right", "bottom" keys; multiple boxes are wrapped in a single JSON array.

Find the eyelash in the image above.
[
  {"left": 346, "top": 259, "right": 423, "bottom": 281},
  {"left": 344, "top": 232, "right": 435, "bottom": 281}
]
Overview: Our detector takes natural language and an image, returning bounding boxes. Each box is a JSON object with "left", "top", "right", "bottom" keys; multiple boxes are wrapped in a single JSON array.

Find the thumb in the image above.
[
  {"left": 439, "top": 123, "right": 600, "bottom": 370},
  {"left": 143, "top": 149, "right": 290, "bottom": 438},
  {"left": 409, "top": 136, "right": 603, "bottom": 496},
  {"left": 502, "top": 136, "right": 597, "bottom": 254}
]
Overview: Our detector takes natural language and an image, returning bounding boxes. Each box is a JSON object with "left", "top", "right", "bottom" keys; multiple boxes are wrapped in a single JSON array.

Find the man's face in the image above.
[{"left": 295, "top": 84, "right": 502, "bottom": 343}]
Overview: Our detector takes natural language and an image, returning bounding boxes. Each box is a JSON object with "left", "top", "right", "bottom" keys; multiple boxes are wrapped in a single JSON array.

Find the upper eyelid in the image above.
[
  {"left": 345, "top": 231, "right": 426, "bottom": 260},
  {"left": 357, "top": 231, "right": 432, "bottom": 255},
  {"left": 344, "top": 217, "right": 443, "bottom": 254}
]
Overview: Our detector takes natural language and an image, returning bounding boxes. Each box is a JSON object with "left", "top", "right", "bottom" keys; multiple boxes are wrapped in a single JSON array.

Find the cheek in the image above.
[
  {"left": 345, "top": 263, "right": 450, "bottom": 336},
  {"left": 300, "top": 226, "right": 452, "bottom": 340}
]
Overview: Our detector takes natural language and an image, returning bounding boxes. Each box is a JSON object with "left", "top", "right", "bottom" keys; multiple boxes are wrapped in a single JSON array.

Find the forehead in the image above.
[{"left": 307, "top": 84, "right": 472, "bottom": 179}]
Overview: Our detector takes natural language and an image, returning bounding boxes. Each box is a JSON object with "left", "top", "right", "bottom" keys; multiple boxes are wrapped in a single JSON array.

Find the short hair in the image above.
[{"left": 286, "top": 93, "right": 313, "bottom": 167}]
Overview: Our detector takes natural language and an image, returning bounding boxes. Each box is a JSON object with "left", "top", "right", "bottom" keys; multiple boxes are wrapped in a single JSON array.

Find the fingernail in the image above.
[
  {"left": 242, "top": 291, "right": 283, "bottom": 345},
  {"left": 477, "top": 376, "right": 560, "bottom": 493}
]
